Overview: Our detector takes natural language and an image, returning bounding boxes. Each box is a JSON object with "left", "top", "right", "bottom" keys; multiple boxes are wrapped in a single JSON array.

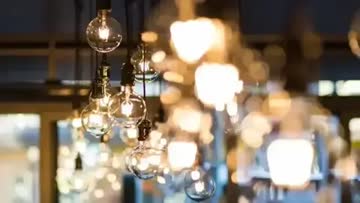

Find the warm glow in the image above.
[
  {"left": 126, "top": 127, "right": 138, "bottom": 139},
  {"left": 267, "top": 139, "right": 314, "bottom": 188},
  {"left": 112, "top": 182, "right": 121, "bottom": 191},
  {"left": 170, "top": 18, "right": 217, "bottom": 63},
  {"left": 191, "top": 170, "right": 201, "bottom": 181},
  {"left": 106, "top": 173, "right": 117, "bottom": 183},
  {"left": 194, "top": 181, "right": 205, "bottom": 193},
  {"left": 167, "top": 141, "right": 197, "bottom": 171},
  {"left": 141, "top": 31, "right": 158, "bottom": 43},
  {"left": 195, "top": 63, "right": 239, "bottom": 109},
  {"left": 99, "top": 24, "right": 110, "bottom": 40},
  {"left": 121, "top": 101, "right": 133, "bottom": 117},
  {"left": 88, "top": 113, "right": 104, "bottom": 127},
  {"left": 163, "top": 71, "right": 184, "bottom": 83},
  {"left": 172, "top": 102, "right": 203, "bottom": 133},
  {"left": 71, "top": 118, "right": 82, "bottom": 128},
  {"left": 151, "top": 50, "right": 166, "bottom": 63},
  {"left": 94, "top": 189, "right": 104, "bottom": 199}
]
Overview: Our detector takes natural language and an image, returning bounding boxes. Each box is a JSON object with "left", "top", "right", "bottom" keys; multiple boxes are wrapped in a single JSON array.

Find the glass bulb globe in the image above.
[
  {"left": 127, "top": 141, "right": 163, "bottom": 180},
  {"left": 68, "top": 169, "right": 91, "bottom": 193},
  {"left": 86, "top": 10, "right": 122, "bottom": 53},
  {"left": 81, "top": 99, "right": 113, "bottom": 137},
  {"left": 119, "top": 127, "right": 139, "bottom": 147},
  {"left": 109, "top": 85, "right": 147, "bottom": 128},
  {"left": 184, "top": 168, "right": 216, "bottom": 201},
  {"left": 131, "top": 45, "right": 159, "bottom": 82}
]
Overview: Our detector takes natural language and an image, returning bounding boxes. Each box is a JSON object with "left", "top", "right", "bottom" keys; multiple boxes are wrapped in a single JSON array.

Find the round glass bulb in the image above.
[
  {"left": 109, "top": 85, "right": 147, "bottom": 128},
  {"left": 68, "top": 169, "right": 91, "bottom": 193},
  {"left": 81, "top": 99, "right": 113, "bottom": 137},
  {"left": 127, "top": 142, "right": 163, "bottom": 180},
  {"left": 184, "top": 168, "right": 216, "bottom": 201},
  {"left": 86, "top": 10, "right": 122, "bottom": 53},
  {"left": 131, "top": 45, "right": 159, "bottom": 82}
]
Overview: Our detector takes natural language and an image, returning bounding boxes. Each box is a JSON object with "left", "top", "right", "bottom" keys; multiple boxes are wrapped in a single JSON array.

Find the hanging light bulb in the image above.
[
  {"left": 81, "top": 60, "right": 115, "bottom": 137},
  {"left": 167, "top": 138, "right": 198, "bottom": 171},
  {"left": 127, "top": 120, "right": 163, "bottom": 179},
  {"left": 131, "top": 44, "right": 159, "bottom": 82},
  {"left": 68, "top": 153, "right": 91, "bottom": 193},
  {"left": 267, "top": 138, "right": 314, "bottom": 188},
  {"left": 184, "top": 168, "right": 216, "bottom": 201},
  {"left": 110, "top": 84, "right": 147, "bottom": 128},
  {"left": 86, "top": 3, "right": 122, "bottom": 53},
  {"left": 170, "top": 18, "right": 217, "bottom": 63},
  {"left": 195, "top": 63, "right": 240, "bottom": 110}
]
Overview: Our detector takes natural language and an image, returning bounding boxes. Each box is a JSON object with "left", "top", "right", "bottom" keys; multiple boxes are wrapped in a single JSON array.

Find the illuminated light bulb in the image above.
[
  {"left": 184, "top": 168, "right": 216, "bottom": 201},
  {"left": 81, "top": 99, "right": 113, "bottom": 137},
  {"left": 109, "top": 85, "right": 147, "bottom": 128},
  {"left": 127, "top": 141, "right": 163, "bottom": 179},
  {"left": 131, "top": 45, "right": 160, "bottom": 82},
  {"left": 68, "top": 155, "right": 91, "bottom": 193},
  {"left": 195, "top": 63, "right": 240, "bottom": 109},
  {"left": 170, "top": 18, "right": 217, "bottom": 63},
  {"left": 86, "top": 10, "right": 122, "bottom": 53},
  {"left": 167, "top": 140, "right": 197, "bottom": 171},
  {"left": 267, "top": 139, "right": 314, "bottom": 188}
]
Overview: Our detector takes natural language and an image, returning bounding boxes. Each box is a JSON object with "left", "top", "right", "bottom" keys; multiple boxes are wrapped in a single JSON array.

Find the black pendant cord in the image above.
[
  {"left": 124, "top": 0, "right": 132, "bottom": 62},
  {"left": 73, "top": 0, "right": 83, "bottom": 110},
  {"left": 142, "top": 46, "right": 147, "bottom": 102}
]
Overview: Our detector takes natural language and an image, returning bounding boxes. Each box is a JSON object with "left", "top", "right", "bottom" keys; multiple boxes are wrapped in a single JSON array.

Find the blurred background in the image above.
[{"left": 0, "top": 0, "right": 360, "bottom": 202}]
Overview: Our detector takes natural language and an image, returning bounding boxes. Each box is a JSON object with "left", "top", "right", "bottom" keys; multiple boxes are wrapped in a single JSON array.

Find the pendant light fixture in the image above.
[
  {"left": 109, "top": 0, "right": 147, "bottom": 128},
  {"left": 81, "top": 54, "right": 115, "bottom": 137},
  {"left": 86, "top": 0, "right": 123, "bottom": 53}
]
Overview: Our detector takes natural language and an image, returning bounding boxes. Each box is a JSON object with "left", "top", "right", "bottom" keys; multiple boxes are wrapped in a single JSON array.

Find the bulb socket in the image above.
[
  {"left": 121, "top": 62, "right": 135, "bottom": 86},
  {"left": 138, "top": 119, "right": 151, "bottom": 141},
  {"left": 75, "top": 153, "right": 83, "bottom": 170},
  {"left": 96, "top": 0, "right": 111, "bottom": 11},
  {"left": 91, "top": 62, "right": 111, "bottom": 99}
]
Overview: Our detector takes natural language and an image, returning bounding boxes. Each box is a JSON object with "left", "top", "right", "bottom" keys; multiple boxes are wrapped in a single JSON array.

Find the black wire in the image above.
[
  {"left": 142, "top": 45, "right": 146, "bottom": 102},
  {"left": 124, "top": 0, "right": 132, "bottom": 61}
]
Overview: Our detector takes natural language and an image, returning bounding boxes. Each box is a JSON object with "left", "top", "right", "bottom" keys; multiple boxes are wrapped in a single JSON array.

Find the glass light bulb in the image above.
[
  {"left": 68, "top": 169, "right": 91, "bottom": 193},
  {"left": 195, "top": 63, "right": 240, "bottom": 110},
  {"left": 109, "top": 85, "right": 146, "bottom": 128},
  {"left": 131, "top": 45, "right": 159, "bottom": 82},
  {"left": 81, "top": 99, "right": 113, "bottom": 137},
  {"left": 127, "top": 142, "right": 163, "bottom": 180},
  {"left": 184, "top": 168, "right": 216, "bottom": 201},
  {"left": 86, "top": 10, "right": 122, "bottom": 53},
  {"left": 170, "top": 18, "right": 217, "bottom": 63},
  {"left": 167, "top": 140, "right": 197, "bottom": 171},
  {"left": 267, "top": 139, "right": 314, "bottom": 188}
]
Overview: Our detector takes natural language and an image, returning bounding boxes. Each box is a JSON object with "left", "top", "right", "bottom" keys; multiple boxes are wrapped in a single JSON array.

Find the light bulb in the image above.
[
  {"left": 127, "top": 141, "right": 163, "bottom": 180},
  {"left": 86, "top": 10, "right": 122, "bottom": 53},
  {"left": 195, "top": 63, "right": 240, "bottom": 109},
  {"left": 81, "top": 99, "right": 113, "bottom": 137},
  {"left": 109, "top": 85, "right": 146, "bottom": 128},
  {"left": 167, "top": 140, "right": 197, "bottom": 171},
  {"left": 131, "top": 45, "right": 159, "bottom": 82},
  {"left": 184, "top": 168, "right": 216, "bottom": 201},
  {"left": 267, "top": 139, "right": 314, "bottom": 188},
  {"left": 170, "top": 18, "right": 217, "bottom": 63}
]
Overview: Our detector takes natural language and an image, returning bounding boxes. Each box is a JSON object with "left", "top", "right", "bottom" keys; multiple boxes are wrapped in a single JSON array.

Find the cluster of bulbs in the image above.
[{"left": 63, "top": 0, "right": 219, "bottom": 201}]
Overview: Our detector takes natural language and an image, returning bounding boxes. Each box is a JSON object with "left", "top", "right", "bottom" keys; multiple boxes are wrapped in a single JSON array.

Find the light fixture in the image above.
[
  {"left": 68, "top": 153, "right": 91, "bottom": 193},
  {"left": 109, "top": 62, "right": 147, "bottom": 128},
  {"left": 86, "top": 0, "right": 122, "bottom": 53},
  {"left": 167, "top": 138, "right": 198, "bottom": 171},
  {"left": 170, "top": 18, "right": 217, "bottom": 63},
  {"left": 127, "top": 119, "right": 163, "bottom": 179},
  {"left": 195, "top": 63, "right": 240, "bottom": 110},
  {"left": 131, "top": 44, "right": 160, "bottom": 82},
  {"left": 81, "top": 55, "right": 114, "bottom": 137},
  {"left": 267, "top": 138, "right": 314, "bottom": 188},
  {"left": 184, "top": 167, "right": 216, "bottom": 201}
]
